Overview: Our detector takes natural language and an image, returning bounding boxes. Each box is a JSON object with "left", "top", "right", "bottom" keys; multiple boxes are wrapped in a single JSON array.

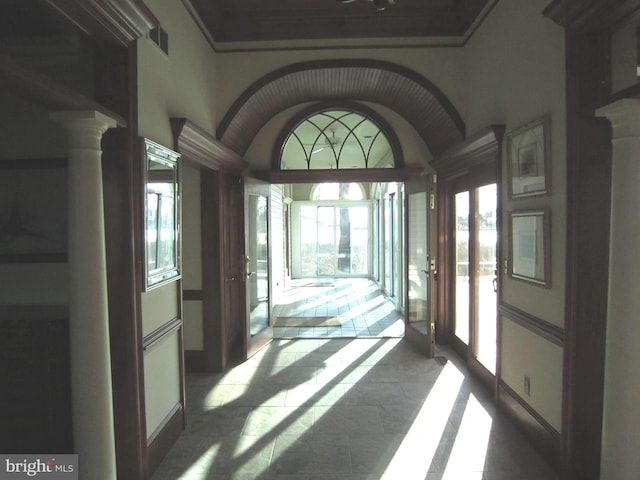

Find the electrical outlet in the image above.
[{"left": 524, "top": 375, "right": 531, "bottom": 396}]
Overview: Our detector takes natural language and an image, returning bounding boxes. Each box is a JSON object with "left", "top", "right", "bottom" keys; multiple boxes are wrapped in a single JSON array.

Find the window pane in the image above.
[{"left": 455, "top": 191, "right": 470, "bottom": 344}]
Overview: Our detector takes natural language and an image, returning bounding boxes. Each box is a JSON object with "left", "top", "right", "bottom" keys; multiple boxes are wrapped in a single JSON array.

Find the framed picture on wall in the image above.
[
  {"left": 0, "top": 158, "right": 68, "bottom": 263},
  {"left": 508, "top": 209, "right": 551, "bottom": 287},
  {"left": 507, "top": 116, "right": 550, "bottom": 198}
]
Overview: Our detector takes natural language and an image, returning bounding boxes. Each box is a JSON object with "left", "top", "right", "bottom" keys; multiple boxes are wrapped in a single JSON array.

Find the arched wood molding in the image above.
[
  {"left": 217, "top": 59, "right": 465, "bottom": 158},
  {"left": 43, "top": 0, "right": 157, "bottom": 46},
  {"left": 271, "top": 100, "right": 405, "bottom": 170},
  {"left": 170, "top": 118, "right": 247, "bottom": 171}
]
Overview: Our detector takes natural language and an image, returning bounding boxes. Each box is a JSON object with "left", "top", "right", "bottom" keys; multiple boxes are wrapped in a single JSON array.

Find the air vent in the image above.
[{"left": 149, "top": 26, "right": 168, "bottom": 55}]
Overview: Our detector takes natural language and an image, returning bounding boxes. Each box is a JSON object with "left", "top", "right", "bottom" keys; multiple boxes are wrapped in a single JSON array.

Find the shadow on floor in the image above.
[{"left": 151, "top": 338, "right": 559, "bottom": 480}]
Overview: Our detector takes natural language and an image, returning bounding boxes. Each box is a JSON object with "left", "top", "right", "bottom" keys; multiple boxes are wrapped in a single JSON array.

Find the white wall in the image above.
[
  {"left": 463, "top": 0, "right": 566, "bottom": 431},
  {"left": 182, "top": 164, "right": 204, "bottom": 351},
  {"left": 138, "top": 0, "right": 219, "bottom": 435}
]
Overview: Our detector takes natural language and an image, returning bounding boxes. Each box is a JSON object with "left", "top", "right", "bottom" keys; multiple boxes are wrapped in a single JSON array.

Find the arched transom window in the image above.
[{"left": 281, "top": 110, "right": 394, "bottom": 170}]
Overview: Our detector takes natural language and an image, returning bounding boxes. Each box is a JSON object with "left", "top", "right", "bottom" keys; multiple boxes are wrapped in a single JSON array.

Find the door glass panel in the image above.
[
  {"left": 349, "top": 206, "right": 369, "bottom": 274},
  {"left": 299, "top": 204, "right": 370, "bottom": 276},
  {"left": 317, "top": 206, "right": 337, "bottom": 275},
  {"left": 384, "top": 194, "right": 395, "bottom": 296},
  {"left": 407, "top": 191, "right": 428, "bottom": 334},
  {"left": 299, "top": 205, "right": 318, "bottom": 276},
  {"left": 455, "top": 191, "right": 470, "bottom": 344},
  {"left": 248, "top": 193, "right": 269, "bottom": 336},
  {"left": 476, "top": 184, "right": 497, "bottom": 373}
]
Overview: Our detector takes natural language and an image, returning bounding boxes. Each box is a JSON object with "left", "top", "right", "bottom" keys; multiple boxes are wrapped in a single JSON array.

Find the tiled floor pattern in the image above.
[
  {"left": 151, "top": 338, "right": 559, "bottom": 480},
  {"left": 272, "top": 279, "right": 404, "bottom": 339}
]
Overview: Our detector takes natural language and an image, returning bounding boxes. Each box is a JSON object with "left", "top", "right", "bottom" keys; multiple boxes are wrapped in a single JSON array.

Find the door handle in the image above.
[
  {"left": 492, "top": 277, "right": 498, "bottom": 293},
  {"left": 245, "top": 256, "right": 255, "bottom": 279}
]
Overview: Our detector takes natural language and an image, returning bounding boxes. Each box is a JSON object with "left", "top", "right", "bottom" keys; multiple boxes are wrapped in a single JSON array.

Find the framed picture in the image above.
[
  {"left": 508, "top": 209, "right": 551, "bottom": 287},
  {"left": 507, "top": 116, "right": 550, "bottom": 198},
  {"left": 0, "top": 158, "right": 67, "bottom": 263}
]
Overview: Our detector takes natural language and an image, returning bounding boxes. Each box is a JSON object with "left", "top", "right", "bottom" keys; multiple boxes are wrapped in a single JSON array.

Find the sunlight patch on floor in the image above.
[
  {"left": 441, "top": 394, "right": 493, "bottom": 478},
  {"left": 381, "top": 362, "right": 464, "bottom": 480}
]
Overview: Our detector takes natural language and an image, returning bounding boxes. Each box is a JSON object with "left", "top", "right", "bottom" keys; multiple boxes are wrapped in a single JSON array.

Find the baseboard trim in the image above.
[
  {"left": 146, "top": 403, "right": 184, "bottom": 477},
  {"left": 185, "top": 349, "right": 210, "bottom": 372},
  {"left": 498, "top": 380, "right": 561, "bottom": 471}
]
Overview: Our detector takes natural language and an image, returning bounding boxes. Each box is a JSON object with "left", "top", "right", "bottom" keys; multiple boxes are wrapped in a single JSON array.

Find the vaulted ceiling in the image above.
[{"left": 187, "top": 0, "right": 495, "bottom": 49}]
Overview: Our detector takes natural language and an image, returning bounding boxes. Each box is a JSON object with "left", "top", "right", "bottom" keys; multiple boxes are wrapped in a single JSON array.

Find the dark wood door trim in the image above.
[
  {"left": 433, "top": 126, "right": 504, "bottom": 345},
  {"left": 43, "top": 0, "right": 157, "bottom": 46},
  {"left": 543, "top": 2, "right": 631, "bottom": 477},
  {"left": 171, "top": 118, "right": 248, "bottom": 373},
  {"left": 171, "top": 117, "right": 247, "bottom": 172},
  {"left": 433, "top": 125, "right": 503, "bottom": 403}
]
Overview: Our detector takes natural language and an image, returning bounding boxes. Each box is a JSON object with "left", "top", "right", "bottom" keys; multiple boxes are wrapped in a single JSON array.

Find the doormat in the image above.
[
  {"left": 274, "top": 316, "right": 341, "bottom": 327},
  {"left": 301, "top": 282, "right": 335, "bottom": 287}
]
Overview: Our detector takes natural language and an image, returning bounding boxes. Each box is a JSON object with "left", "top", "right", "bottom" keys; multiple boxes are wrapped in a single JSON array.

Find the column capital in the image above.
[
  {"left": 596, "top": 99, "right": 640, "bottom": 141},
  {"left": 50, "top": 110, "right": 118, "bottom": 150}
]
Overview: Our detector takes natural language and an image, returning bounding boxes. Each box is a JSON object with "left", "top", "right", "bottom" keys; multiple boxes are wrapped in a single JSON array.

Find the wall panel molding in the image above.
[
  {"left": 183, "top": 289, "right": 204, "bottom": 301},
  {"left": 499, "top": 303, "right": 564, "bottom": 347},
  {"left": 142, "top": 317, "right": 183, "bottom": 351}
]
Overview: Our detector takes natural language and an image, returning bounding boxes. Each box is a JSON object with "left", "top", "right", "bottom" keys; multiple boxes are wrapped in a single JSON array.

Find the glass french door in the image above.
[
  {"left": 453, "top": 183, "right": 498, "bottom": 374},
  {"left": 244, "top": 178, "right": 272, "bottom": 359},
  {"left": 405, "top": 176, "right": 436, "bottom": 357}
]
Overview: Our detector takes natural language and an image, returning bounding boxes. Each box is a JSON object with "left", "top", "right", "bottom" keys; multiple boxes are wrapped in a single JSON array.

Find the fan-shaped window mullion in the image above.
[
  {"left": 281, "top": 108, "right": 396, "bottom": 170},
  {"left": 366, "top": 130, "right": 385, "bottom": 168},
  {"left": 335, "top": 117, "right": 367, "bottom": 168},
  {"left": 290, "top": 131, "right": 312, "bottom": 168}
]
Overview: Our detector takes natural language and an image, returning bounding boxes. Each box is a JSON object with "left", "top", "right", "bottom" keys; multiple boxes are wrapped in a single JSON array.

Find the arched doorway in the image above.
[{"left": 219, "top": 60, "right": 465, "bottom": 352}]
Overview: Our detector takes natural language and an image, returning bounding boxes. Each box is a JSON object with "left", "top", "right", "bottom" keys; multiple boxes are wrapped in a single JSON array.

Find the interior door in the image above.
[
  {"left": 405, "top": 176, "right": 436, "bottom": 357},
  {"left": 243, "top": 177, "right": 273, "bottom": 358}
]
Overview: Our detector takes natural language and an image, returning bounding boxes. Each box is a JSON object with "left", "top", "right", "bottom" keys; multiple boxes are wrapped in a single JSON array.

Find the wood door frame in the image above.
[
  {"left": 171, "top": 119, "right": 247, "bottom": 373},
  {"left": 243, "top": 177, "right": 274, "bottom": 359},
  {"left": 543, "top": 1, "right": 634, "bottom": 477},
  {"left": 448, "top": 174, "right": 498, "bottom": 391},
  {"left": 432, "top": 126, "right": 504, "bottom": 396},
  {"left": 404, "top": 175, "right": 436, "bottom": 358}
]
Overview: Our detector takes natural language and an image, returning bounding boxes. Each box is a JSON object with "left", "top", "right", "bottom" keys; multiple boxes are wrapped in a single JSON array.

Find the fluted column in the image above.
[
  {"left": 596, "top": 99, "right": 640, "bottom": 479},
  {"left": 50, "top": 110, "right": 118, "bottom": 480}
]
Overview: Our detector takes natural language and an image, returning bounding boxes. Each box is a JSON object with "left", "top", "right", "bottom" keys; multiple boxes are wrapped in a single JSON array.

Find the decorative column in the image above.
[
  {"left": 595, "top": 99, "right": 640, "bottom": 479},
  {"left": 50, "top": 110, "right": 118, "bottom": 480}
]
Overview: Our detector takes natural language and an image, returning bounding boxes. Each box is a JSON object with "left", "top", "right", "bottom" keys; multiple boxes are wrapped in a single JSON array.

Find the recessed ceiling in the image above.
[{"left": 186, "top": 0, "right": 495, "bottom": 49}]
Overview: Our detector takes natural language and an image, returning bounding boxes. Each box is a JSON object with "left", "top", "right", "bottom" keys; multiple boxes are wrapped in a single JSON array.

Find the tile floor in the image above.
[
  {"left": 151, "top": 338, "right": 559, "bottom": 480},
  {"left": 272, "top": 279, "right": 404, "bottom": 339}
]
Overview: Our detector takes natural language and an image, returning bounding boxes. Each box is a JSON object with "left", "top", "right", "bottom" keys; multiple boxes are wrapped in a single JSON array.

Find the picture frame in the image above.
[
  {"left": 507, "top": 116, "right": 550, "bottom": 198},
  {"left": 142, "top": 138, "right": 182, "bottom": 291},
  {"left": 508, "top": 209, "right": 551, "bottom": 287},
  {"left": 0, "top": 158, "right": 68, "bottom": 263}
]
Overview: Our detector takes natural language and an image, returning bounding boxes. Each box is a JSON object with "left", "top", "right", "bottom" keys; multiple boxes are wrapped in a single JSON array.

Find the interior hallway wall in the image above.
[
  {"left": 462, "top": 0, "right": 566, "bottom": 431},
  {"left": 137, "top": 0, "right": 219, "bottom": 437}
]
